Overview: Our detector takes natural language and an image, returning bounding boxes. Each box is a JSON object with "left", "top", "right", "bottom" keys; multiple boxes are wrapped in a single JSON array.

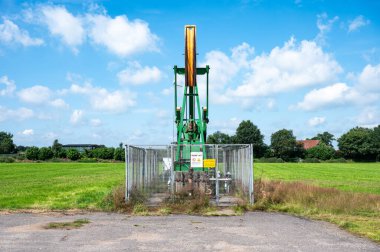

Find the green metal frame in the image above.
[{"left": 173, "top": 65, "right": 210, "bottom": 172}]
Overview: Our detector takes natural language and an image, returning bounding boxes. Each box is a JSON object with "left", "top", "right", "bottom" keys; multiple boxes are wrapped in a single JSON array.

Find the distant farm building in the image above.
[
  {"left": 62, "top": 144, "right": 105, "bottom": 153},
  {"left": 298, "top": 140, "right": 320, "bottom": 150}
]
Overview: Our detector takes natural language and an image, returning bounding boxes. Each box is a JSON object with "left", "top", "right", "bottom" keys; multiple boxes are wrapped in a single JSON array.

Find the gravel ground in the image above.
[{"left": 0, "top": 211, "right": 378, "bottom": 252}]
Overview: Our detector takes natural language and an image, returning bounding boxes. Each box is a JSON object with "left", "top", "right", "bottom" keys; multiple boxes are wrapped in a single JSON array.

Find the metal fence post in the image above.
[
  {"left": 250, "top": 144, "right": 254, "bottom": 204},
  {"left": 125, "top": 144, "right": 129, "bottom": 202},
  {"left": 215, "top": 145, "right": 219, "bottom": 205}
]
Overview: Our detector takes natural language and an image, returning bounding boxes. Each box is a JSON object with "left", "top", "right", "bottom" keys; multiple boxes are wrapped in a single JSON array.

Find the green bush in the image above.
[
  {"left": 26, "top": 146, "right": 39, "bottom": 160},
  {"left": 38, "top": 147, "right": 54, "bottom": 160},
  {"left": 306, "top": 143, "right": 335, "bottom": 161},
  {"left": 91, "top": 147, "right": 114, "bottom": 159},
  {"left": 57, "top": 149, "right": 67, "bottom": 158},
  {"left": 67, "top": 149, "right": 81, "bottom": 161},
  {"left": 0, "top": 157, "right": 15, "bottom": 163},
  {"left": 113, "top": 148, "right": 125, "bottom": 161}
]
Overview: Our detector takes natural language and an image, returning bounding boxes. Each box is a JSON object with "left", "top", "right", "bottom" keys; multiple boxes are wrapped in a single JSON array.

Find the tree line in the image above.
[
  {"left": 206, "top": 120, "right": 380, "bottom": 162},
  {"left": 0, "top": 134, "right": 124, "bottom": 162},
  {"left": 1, "top": 121, "right": 380, "bottom": 162}
]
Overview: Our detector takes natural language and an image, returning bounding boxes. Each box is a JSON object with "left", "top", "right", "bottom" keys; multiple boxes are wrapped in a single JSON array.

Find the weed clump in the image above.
[
  {"left": 101, "top": 185, "right": 148, "bottom": 213},
  {"left": 45, "top": 219, "right": 90, "bottom": 230}
]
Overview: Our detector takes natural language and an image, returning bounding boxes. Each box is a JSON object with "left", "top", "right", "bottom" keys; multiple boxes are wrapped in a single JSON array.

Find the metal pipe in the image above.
[{"left": 125, "top": 144, "right": 129, "bottom": 202}]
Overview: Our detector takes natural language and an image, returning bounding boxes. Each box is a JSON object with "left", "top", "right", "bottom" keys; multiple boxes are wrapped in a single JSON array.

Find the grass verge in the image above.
[
  {"left": 253, "top": 179, "right": 380, "bottom": 243},
  {"left": 44, "top": 219, "right": 90, "bottom": 230}
]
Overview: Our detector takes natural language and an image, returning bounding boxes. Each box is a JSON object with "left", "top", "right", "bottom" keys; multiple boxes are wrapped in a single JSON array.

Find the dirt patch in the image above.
[{"left": 6, "top": 223, "right": 44, "bottom": 233}]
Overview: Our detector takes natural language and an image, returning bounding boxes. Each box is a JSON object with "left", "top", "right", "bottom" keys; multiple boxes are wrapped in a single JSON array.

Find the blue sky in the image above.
[{"left": 0, "top": 0, "right": 379, "bottom": 147}]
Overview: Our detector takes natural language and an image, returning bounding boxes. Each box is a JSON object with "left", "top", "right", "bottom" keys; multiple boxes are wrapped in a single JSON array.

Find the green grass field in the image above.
[
  {"left": 1, "top": 162, "right": 379, "bottom": 242},
  {"left": 255, "top": 163, "right": 380, "bottom": 194},
  {"left": 0, "top": 163, "right": 124, "bottom": 209},
  {"left": 1, "top": 162, "right": 378, "bottom": 210}
]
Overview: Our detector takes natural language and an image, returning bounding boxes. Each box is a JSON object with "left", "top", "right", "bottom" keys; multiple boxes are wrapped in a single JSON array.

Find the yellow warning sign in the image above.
[{"left": 203, "top": 159, "right": 216, "bottom": 168}]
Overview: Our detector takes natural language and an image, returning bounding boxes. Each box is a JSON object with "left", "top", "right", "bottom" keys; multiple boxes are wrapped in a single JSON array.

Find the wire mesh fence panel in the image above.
[
  {"left": 125, "top": 145, "right": 171, "bottom": 201},
  {"left": 125, "top": 144, "right": 254, "bottom": 205}
]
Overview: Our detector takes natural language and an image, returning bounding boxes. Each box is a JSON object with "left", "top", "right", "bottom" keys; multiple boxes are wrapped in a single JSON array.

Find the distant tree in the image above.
[
  {"left": 57, "top": 148, "right": 67, "bottom": 158},
  {"left": 114, "top": 147, "right": 125, "bottom": 161},
  {"left": 271, "top": 129, "right": 303, "bottom": 161},
  {"left": 67, "top": 148, "right": 80, "bottom": 161},
  {"left": 306, "top": 143, "right": 335, "bottom": 160},
  {"left": 51, "top": 139, "right": 63, "bottom": 158},
  {"left": 206, "top": 131, "right": 231, "bottom": 144},
  {"left": 91, "top": 147, "right": 114, "bottom": 159},
  {"left": 312, "top": 131, "right": 335, "bottom": 147},
  {"left": 233, "top": 120, "right": 267, "bottom": 158},
  {"left": 25, "top": 147, "right": 39, "bottom": 160},
  {"left": 16, "top": 145, "right": 27, "bottom": 152},
  {"left": 38, "top": 147, "right": 54, "bottom": 160},
  {"left": 372, "top": 125, "right": 380, "bottom": 161},
  {"left": 338, "top": 127, "right": 376, "bottom": 161},
  {"left": 0, "top": 131, "right": 16, "bottom": 154}
]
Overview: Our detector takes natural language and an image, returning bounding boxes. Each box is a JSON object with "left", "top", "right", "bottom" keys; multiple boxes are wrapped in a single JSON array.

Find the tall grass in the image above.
[{"left": 253, "top": 179, "right": 380, "bottom": 242}]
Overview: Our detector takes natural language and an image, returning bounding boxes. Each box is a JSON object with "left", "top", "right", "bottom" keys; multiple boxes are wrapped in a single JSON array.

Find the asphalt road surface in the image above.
[{"left": 1, "top": 211, "right": 379, "bottom": 251}]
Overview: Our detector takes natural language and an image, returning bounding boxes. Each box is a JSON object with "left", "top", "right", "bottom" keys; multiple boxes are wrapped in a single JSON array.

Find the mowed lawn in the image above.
[
  {"left": 255, "top": 163, "right": 380, "bottom": 195},
  {"left": 0, "top": 163, "right": 124, "bottom": 210}
]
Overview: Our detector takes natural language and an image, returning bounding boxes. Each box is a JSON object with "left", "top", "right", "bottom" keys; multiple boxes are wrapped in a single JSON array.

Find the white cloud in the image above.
[
  {"left": 357, "top": 107, "right": 380, "bottom": 126},
  {"left": 21, "top": 129, "right": 34, "bottom": 136},
  {"left": 69, "top": 82, "right": 136, "bottom": 112},
  {"left": 201, "top": 42, "right": 253, "bottom": 88},
  {"left": 87, "top": 13, "right": 158, "bottom": 57},
  {"left": 41, "top": 5, "right": 84, "bottom": 51},
  {"left": 18, "top": 85, "right": 51, "bottom": 104},
  {"left": 0, "top": 106, "right": 34, "bottom": 122},
  {"left": 294, "top": 63, "right": 380, "bottom": 111},
  {"left": 357, "top": 64, "right": 380, "bottom": 92},
  {"left": 18, "top": 85, "right": 69, "bottom": 108},
  {"left": 348, "top": 15, "right": 370, "bottom": 33},
  {"left": 50, "top": 98, "right": 69, "bottom": 108},
  {"left": 117, "top": 62, "right": 162, "bottom": 85},
  {"left": 70, "top": 109, "right": 83, "bottom": 124},
  {"left": 90, "top": 118, "right": 102, "bottom": 127},
  {"left": 230, "top": 38, "right": 342, "bottom": 97},
  {"left": 161, "top": 88, "right": 172, "bottom": 96},
  {"left": 266, "top": 99, "right": 276, "bottom": 110},
  {"left": 315, "top": 13, "right": 339, "bottom": 45},
  {"left": 0, "top": 19, "right": 43, "bottom": 46},
  {"left": 308, "top": 117, "right": 326, "bottom": 127},
  {"left": 0, "top": 75, "right": 16, "bottom": 96},
  {"left": 199, "top": 42, "right": 254, "bottom": 104},
  {"left": 294, "top": 83, "right": 352, "bottom": 111}
]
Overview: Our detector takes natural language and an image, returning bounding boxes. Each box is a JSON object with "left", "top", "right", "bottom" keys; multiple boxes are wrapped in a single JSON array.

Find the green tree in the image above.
[
  {"left": 67, "top": 148, "right": 80, "bottom": 161},
  {"left": 38, "top": 147, "right": 54, "bottom": 160},
  {"left": 312, "top": 131, "right": 335, "bottom": 147},
  {"left": 372, "top": 125, "right": 380, "bottom": 161},
  {"left": 271, "top": 129, "right": 303, "bottom": 161},
  {"left": 306, "top": 143, "right": 335, "bottom": 160},
  {"left": 91, "top": 147, "right": 114, "bottom": 159},
  {"left": 114, "top": 147, "right": 125, "bottom": 161},
  {"left": 206, "top": 131, "right": 231, "bottom": 144},
  {"left": 25, "top": 147, "right": 39, "bottom": 160},
  {"left": 0, "top": 131, "right": 16, "bottom": 154},
  {"left": 338, "top": 127, "right": 376, "bottom": 161},
  {"left": 233, "top": 120, "right": 266, "bottom": 158},
  {"left": 51, "top": 139, "right": 63, "bottom": 158}
]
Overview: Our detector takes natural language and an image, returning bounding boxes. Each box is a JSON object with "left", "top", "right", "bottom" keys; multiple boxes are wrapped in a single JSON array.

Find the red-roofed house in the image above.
[{"left": 298, "top": 140, "right": 320, "bottom": 150}]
